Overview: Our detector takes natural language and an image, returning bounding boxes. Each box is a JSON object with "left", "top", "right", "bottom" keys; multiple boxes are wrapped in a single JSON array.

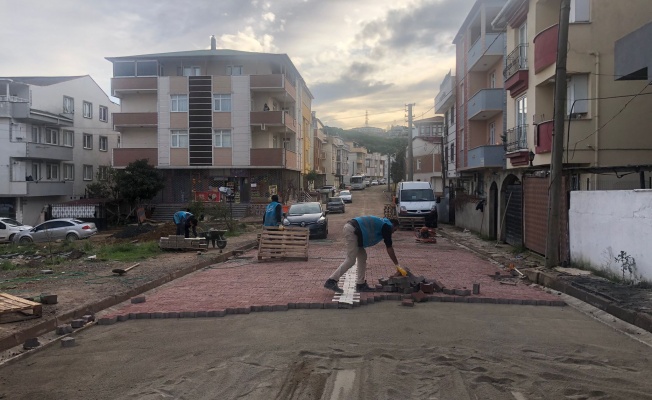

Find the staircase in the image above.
[{"left": 149, "top": 203, "right": 249, "bottom": 222}]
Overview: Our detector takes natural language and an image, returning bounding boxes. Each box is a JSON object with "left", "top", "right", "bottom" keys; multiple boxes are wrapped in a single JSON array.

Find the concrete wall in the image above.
[
  {"left": 454, "top": 201, "right": 485, "bottom": 233},
  {"left": 570, "top": 190, "right": 652, "bottom": 281}
]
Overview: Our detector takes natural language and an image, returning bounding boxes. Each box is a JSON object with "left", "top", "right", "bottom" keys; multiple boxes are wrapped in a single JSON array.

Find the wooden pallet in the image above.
[
  {"left": 258, "top": 227, "right": 309, "bottom": 261},
  {"left": 397, "top": 217, "right": 426, "bottom": 230},
  {"left": 0, "top": 293, "right": 42, "bottom": 323},
  {"left": 384, "top": 204, "right": 396, "bottom": 218}
]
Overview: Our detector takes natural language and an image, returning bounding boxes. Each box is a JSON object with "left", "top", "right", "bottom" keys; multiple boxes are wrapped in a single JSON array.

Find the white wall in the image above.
[{"left": 570, "top": 190, "right": 652, "bottom": 280}]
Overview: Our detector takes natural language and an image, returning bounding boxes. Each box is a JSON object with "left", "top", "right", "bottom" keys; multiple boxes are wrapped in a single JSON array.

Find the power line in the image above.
[{"left": 324, "top": 108, "right": 405, "bottom": 121}]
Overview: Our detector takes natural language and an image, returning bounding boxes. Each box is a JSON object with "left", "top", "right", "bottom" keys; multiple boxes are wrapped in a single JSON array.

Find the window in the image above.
[
  {"left": 31, "top": 163, "right": 40, "bottom": 181},
  {"left": 213, "top": 94, "right": 232, "bottom": 112},
  {"left": 516, "top": 96, "right": 527, "bottom": 127},
  {"left": 136, "top": 60, "right": 158, "bottom": 76},
  {"left": 171, "top": 130, "right": 189, "bottom": 148},
  {"left": 63, "top": 96, "right": 74, "bottom": 114},
  {"left": 182, "top": 66, "right": 201, "bottom": 76},
  {"left": 416, "top": 159, "right": 422, "bottom": 171},
  {"left": 489, "top": 122, "right": 496, "bottom": 145},
  {"left": 98, "top": 166, "right": 109, "bottom": 181},
  {"left": 99, "top": 136, "right": 108, "bottom": 151},
  {"left": 450, "top": 106, "right": 455, "bottom": 124},
  {"left": 113, "top": 60, "right": 158, "bottom": 77},
  {"left": 450, "top": 143, "right": 455, "bottom": 162},
  {"left": 490, "top": 72, "right": 496, "bottom": 89},
  {"left": 83, "top": 165, "right": 93, "bottom": 181},
  {"left": 83, "top": 101, "right": 92, "bottom": 119},
  {"left": 99, "top": 105, "right": 108, "bottom": 122},
  {"left": 570, "top": 0, "right": 590, "bottom": 23},
  {"left": 213, "top": 129, "right": 232, "bottom": 147},
  {"left": 567, "top": 74, "right": 589, "bottom": 115},
  {"left": 63, "top": 130, "right": 74, "bottom": 147},
  {"left": 44, "top": 128, "right": 59, "bottom": 145},
  {"left": 227, "top": 65, "right": 243, "bottom": 76},
  {"left": 46, "top": 164, "right": 59, "bottom": 180},
  {"left": 63, "top": 164, "right": 74, "bottom": 181},
  {"left": 83, "top": 134, "right": 93, "bottom": 149},
  {"left": 31, "top": 126, "right": 40, "bottom": 143},
  {"left": 171, "top": 95, "right": 188, "bottom": 112}
]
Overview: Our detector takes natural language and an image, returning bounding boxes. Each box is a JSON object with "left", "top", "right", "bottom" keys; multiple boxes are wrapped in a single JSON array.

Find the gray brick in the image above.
[
  {"left": 272, "top": 305, "right": 288, "bottom": 312},
  {"left": 98, "top": 316, "right": 117, "bottom": 325},
  {"left": 181, "top": 311, "right": 196, "bottom": 318},
  {"left": 522, "top": 299, "right": 538, "bottom": 306},
  {"left": 508, "top": 299, "right": 523, "bottom": 305},
  {"left": 23, "top": 338, "right": 40, "bottom": 350},
  {"left": 136, "top": 312, "right": 151, "bottom": 319},
  {"left": 309, "top": 303, "right": 323, "bottom": 309},
  {"left": 130, "top": 296, "right": 146, "bottom": 304},
  {"left": 117, "top": 314, "right": 129, "bottom": 322},
  {"left": 537, "top": 300, "right": 550, "bottom": 306},
  {"left": 151, "top": 312, "right": 165, "bottom": 319},
  {"left": 324, "top": 302, "right": 338, "bottom": 309},
  {"left": 61, "top": 337, "right": 76, "bottom": 348},
  {"left": 71, "top": 319, "right": 86, "bottom": 329},
  {"left": 196, "top": 311, "right": 208, "bottom": 318},
  {"left": 56, "top": 324, "right": 73, "bottom": 335},
  {"left": 166, "top": 312, "right": 180, "bottom": 318}
]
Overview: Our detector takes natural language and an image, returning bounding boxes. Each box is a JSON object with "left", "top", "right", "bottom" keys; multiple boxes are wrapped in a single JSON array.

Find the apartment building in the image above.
[
  {"left": 435, "top": 70, "right": 459, "bottom": 185},
  {"left": 323, "top": 135, "right": 348, "bottom": 187},
  {"left": 311, "top": 112, "right": 327, "bottom": 188},
  {"left": 106, "top": 39, "right": 312, "bottom": 205},
  {"left": 411, "top": 136, "right": 444, "bottom": 194},
  {"left": 346, "top": 141, "right": 367, "bottom": 177},
  {"left": 0, "top": 76, "right": 119, "bottom": 225},
  {"left": 490, "top": 0, "right": 652, "bottom": 252},
  {"left": 365, "top": 152, "right": 383, "bottom": 180}
]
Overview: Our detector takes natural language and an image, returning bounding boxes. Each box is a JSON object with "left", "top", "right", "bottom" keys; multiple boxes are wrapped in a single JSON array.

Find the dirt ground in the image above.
[
  {"left": 1, "top": 302, "right": 651, "bottom": 399},
  {"left": 0, "top": 222, "right": 259, "bottom": 345}
]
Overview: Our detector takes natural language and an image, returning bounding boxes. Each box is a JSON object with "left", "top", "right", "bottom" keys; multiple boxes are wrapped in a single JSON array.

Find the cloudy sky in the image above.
[{"left": 0, "top": 0, "right": 474, "bottom": 129}]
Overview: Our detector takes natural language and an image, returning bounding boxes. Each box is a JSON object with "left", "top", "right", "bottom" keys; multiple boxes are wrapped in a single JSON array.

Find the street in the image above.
[{"left": 1, "top": 187, "right": 651, "bottom": 400}]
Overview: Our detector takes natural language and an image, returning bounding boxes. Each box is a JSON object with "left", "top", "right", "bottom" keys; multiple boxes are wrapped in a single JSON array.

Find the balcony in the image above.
[
  {"left": 113, "top": 112, "right": 158, "bottom": 131},
  {"left": 464, "top": 145, "right": 504, "bottom": 170},
  {"left": 535, "top": 120, "right": 553, "bottom": 154},
  {"left": 504, "top": 44, "right": 529, "bottom": 97},
  {"left": 534, "top": 24, "right": 558, "bottom": 73},
  {"left": 113, "top": 148, "right": 158, "bottom": 167},
  {"left": 27, "top": 181, "right": 73, "bottom": 197},
  {"left": 505, "top": 125, "right": 528, "bottom": 153},
  {"left": 250, "top": 74, "right": 296, "bottom": 101},
  {"left": 26, "top": 143, "right": 73, "bottom": 161},
  {"left": 435, "top": 72, "right": 455, "bottom": 113},
  {"left": 250, "top": 111, "right": 297, "bottom": 133},
  {"left": 468, "top": 33, "right": 505, "bottom": 72},
  {"left": 467, "top": 89, "right": 503, "bottom": 120},
  {"left": 111, "top": 77, "right": 158, "bottom": 98},
  {"left": 250, "top": 148, "right": 299, "bottom": 171},
  {"left": 0, "top": 96, "right": 29, "bottom": 118}
]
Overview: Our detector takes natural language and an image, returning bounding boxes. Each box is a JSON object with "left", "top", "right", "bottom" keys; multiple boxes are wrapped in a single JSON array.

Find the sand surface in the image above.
[{"left": 1, "top": 302, "right": 652, "bottom": 399}]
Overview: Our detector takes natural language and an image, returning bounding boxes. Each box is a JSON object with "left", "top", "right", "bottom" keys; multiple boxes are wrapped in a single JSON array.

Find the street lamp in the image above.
[{"left": 529, "top": 150, "right": 535, "bottom": 167}]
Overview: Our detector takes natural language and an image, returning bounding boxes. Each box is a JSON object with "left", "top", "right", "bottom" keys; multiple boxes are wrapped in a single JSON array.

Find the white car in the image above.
[
  {"left": 371, "top": 180, "right": 379, "bottom": 186},
  {"left": 0, "top": 217, "right": 33, "bottom": 243},
  {"left": 339, "top": 190, "right": 352, "bottom": 203}
]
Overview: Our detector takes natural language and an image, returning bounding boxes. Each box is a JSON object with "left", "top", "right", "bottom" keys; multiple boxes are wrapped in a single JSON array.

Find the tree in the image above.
[
  {"left": 86, "top": 167, "right": 120, "bottom": 200},
  {"left": 116, "top": 159, "right": 165, "bottom": 209}
]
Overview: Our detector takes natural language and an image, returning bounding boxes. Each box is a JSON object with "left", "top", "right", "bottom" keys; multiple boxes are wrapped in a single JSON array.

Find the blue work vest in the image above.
[
  {"left": 354, "top": 216, "right": 393, "bottom": 248},
  {"left": 173, "top": 211, "right": 191, "bottom": 224},
  {"left": 263, "top": 201, "right": 281, "bottom": 226}
]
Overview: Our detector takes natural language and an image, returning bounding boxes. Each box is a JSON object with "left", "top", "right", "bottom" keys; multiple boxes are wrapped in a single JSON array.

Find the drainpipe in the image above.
[{"left": 591, "top": 51, "right": 600, "bottom": 187}]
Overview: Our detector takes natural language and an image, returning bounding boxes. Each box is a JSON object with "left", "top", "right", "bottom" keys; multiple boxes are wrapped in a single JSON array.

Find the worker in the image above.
[
  {"left": 173, "top": 209, "right": 198, "bottom": 238},
  {"left": 324, "top": 216, "right": 401, "bottom": 293},
  {"left": 263, "top": 194, "right": 282, "bottom": 227}
]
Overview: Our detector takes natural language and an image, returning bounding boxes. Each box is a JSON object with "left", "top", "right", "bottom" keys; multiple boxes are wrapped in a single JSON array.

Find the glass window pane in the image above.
[
  {"left": 136, "top": 61, "right": 158, "bottom": 76},
  {"left": 114, "top": 62, "right": 136, "bottom": 77}
]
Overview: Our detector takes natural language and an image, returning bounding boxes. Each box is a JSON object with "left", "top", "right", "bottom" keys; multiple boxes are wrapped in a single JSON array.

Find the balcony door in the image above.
[
  {"left": 518, "top": 22, "right": 528, "bottom": 65},
  {"left": 516, "top": 96, "right": 527, "bottom": 148}
]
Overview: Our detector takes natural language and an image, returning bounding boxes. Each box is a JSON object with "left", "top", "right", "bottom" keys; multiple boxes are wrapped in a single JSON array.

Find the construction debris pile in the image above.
[{"left": 375, "top": 273, "right": 480, "bottom": 307}]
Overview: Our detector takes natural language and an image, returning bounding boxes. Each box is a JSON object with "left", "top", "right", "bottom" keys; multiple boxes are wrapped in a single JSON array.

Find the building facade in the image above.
[
  {"left": 435, "top": 70, "right": 459, "bottom": 185},
  {"left": 0, "top": 75, "right": 119, "bottom": 225},
  {"left": 106, "top": 42, "right": 312, "bottom": 205}
]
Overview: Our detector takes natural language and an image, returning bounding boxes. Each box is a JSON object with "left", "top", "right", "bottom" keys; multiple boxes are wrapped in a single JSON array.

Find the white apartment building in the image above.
[{"left": 0, "top": 76, "right": 119, "bottom": 225}]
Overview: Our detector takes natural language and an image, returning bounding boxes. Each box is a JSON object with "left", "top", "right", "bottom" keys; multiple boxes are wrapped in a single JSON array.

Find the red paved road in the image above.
[{"left": 109, "top": 187, "right": 560, "bottom": 319}]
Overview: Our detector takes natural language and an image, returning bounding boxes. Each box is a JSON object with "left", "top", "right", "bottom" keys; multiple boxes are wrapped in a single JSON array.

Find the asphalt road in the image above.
[{"left": 1, "top": 187, "right": 651, "bottom": 400}]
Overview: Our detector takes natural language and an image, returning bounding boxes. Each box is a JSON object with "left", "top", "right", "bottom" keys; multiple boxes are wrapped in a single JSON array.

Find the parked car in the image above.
[
  {"left": 282, "top": 202, "right": 329, "bottom": 239},
  {"left": 371, "top": 180, "right": 379, "bottom": 186},
  {"left": 327, "top": 197, "right": 346, "bottom": 213},
  {"left": 339, "top": 190, "right": 353, "bottom": 203},
  {"left": 0, "top": 218, "right": 33, "bottom": 244},
  {"left": 13, "top": 218, "right": 98, "bottom": 244},
  {"left": 364, "top": 180, "right": 371, "bottom": 187},
  {"left": 379, "top": 178, "right": 386, "bottom": 185},
  {"left": 319, "top": 185, "right": 336, "bottom": 196}
]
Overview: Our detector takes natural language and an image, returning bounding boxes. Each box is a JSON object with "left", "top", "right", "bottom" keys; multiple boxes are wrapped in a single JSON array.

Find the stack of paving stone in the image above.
[
  {"left": 376, "top": 274, "right": 441, "bottom": 295},
  {"left": 159, "top": 235, "right": 208, "bottom": 251}
]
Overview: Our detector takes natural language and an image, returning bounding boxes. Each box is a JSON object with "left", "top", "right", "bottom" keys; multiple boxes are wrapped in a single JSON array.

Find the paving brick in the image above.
[
  {"left": 412, "top": 290, "right": 427, "bottom": 303},
  {"left": 82, "top": 314, "right": 95, "bottom": 323},
  {"left": 309, "top": 303, "right": 323, "bottom": 309},
  {"left": 455, "top": 289, "right": 471, "bottom": 296},
  {"left": 509, "top": 299, "right": 523, "bottom": 305},
  {"left": 402, "top": 299, "right": 415, "bottom": 307},
  {"left": 272, "top": 305, "right": 288, "bottom": 312},
  {"left": 166, "top": 312, "right": 180, "bottom": 318},
  {"left": 40, "top": 294, "right": 58, "bottom": 305},
  {"left": 71, "top": 319, "right": 86, "bottom": 329},
  {"left": 443, "top": 288, "right": 455, "bottom": 295},
  {"left": 136, "top": 312, "right": 151, "bottom": 319},
  {"left": 131, "top": 296, "right": 146, "bottom": 304},
  {"left": 537, "top": 300, "right": 550, "bottom": 306},
  {"left": 324, "top": 302, "right": 338, "bottom": 309},
  {"left": 522, "top": 299, "right": 538, "bottom": 306},
  {"left": 98, "top": 316, "right": 117, "bottom": 325},
  {"left": 420, "top": 282, "right": 434, "bottom": 294},
  {"left": 472, "top": 283, "right": 480, "bottom": 295},
  {"left": 23, "top": 338, "right": 40, "bottom": 350},
  {"left": 550, "top": 300, "right": 566, "bottom": 307},
  {"left": 117, "top": 314, "right": 129, "bottom": 322},
  {"left": 61, "top": 337, "right": 76, "bottom": 348},
  {"left": 151, "top": 312, "right": 165, "bottom": 319},
  {"left": 56, "top": 324, "right": 74, "bottom": 335},
  {"left": 440, "top": 296, "right": 455, "bottom": 302},
  {"left": 466, "top": 297, "right": 482, "bottom": 303},
  {"left": 196, "top": 311, "right": 208, "bottom": 318}
]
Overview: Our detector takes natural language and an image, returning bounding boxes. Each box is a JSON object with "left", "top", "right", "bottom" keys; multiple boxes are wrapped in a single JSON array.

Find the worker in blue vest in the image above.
[
  {"left": 173, "top": 209, "right": 198, "bottom": 238},
  {"left": 324, "top": 216, "right": 401, "bottom": 293},
  {"left": 263, "top": 195, "right": 283, "bottom": 227}
]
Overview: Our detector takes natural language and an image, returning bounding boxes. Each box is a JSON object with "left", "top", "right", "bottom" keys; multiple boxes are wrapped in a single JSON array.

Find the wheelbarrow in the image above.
[{"left": 199, "top": 229, "right": 227, "bottom": 249}]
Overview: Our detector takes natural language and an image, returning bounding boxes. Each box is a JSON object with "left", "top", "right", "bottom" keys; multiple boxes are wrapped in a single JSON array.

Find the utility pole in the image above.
[
  {"left": 407, "top": 103, "right": 414, "bottom": 181},
  {"left": 545, "top": 0, "right": 571, "bottom": 268}
]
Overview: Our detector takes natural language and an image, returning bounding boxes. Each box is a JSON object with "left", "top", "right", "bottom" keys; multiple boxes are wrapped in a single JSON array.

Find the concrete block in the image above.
[
  {"left": 207, "top": 310, "right": 226, "bottom": 317},
  {"left": 378, "top": 278, "right": 389, "bottom": 286},
  {"left": 412, "top": 290, "right": 427, "bottom": 303},
  {"left": 40, "top": 294, "right": 58, "bottom": 305},
  {"left": 324, "top": 302, "right": 338, "bottom": 309},
  {"left": 225, "top": 308, "right": 237, "bottom": 315},
  {"left": 402, "top": 299, "right": 415, "bottom": 307},
  {"left": 82, "top": 314, "right": 95, "bottom": 323},
  {"left": 522, "top": 299, "right": 538, "bottom": 306},
  {"left": 455, "top": 289, "right": 471, "bottom": 296},
  {"left": 297, "top": 303, "right": 310, "bottom": 309},
  {"left": 550, "top": 300, "right": 566, "bottom": 307},
  {"left": 151, "top": 312, "right": 165, "bottom": 319},
  {"left": 23, "top": 338, "right": 40, "bottom": 350},
  {"left": 98, "top": 316, "right": 117, "bottom": 325},
  {"left": 272, "top": 305, "right": 288, "bottom": 312},
  {"left": 131, "top": 296, "right": 146, "bottom": 304},
  {"left": 181, "top": 311, "right": 196, "bottom": 318},
  {"left": 262, "top": 305, "right": 274, "bottom": 311},
  {"left": 537, "top": 300, "right": 550, "bottom": 306},
  {"left": 237, "top": 307, "right": 251, "bottom": 314},
  {"left": 61, "top": 337, "right": 76, "bottom": 348},
  {"left": 116, "top": 314, "right": 129, "bottom": 322},
  {"left": 136, "top": 312, "right": 151, "bottom": 319},
  {"left": 56, "top": 324, "right": 73, "bottom": 335},
  {"left": 196, "top": 311, "right": 208, "bottom": 318},
  {"left": 443, "top": 288, "right": 455, "bottom": 295},
  {"left": 467, "top": 297, "right": 482, "bottom": 303},
  {"left": 496, "top": 298, "right": 510, "bottom": 304},
  {"left": 480, "top": 298, "right": 496, "bottom": 304},
  {"left": 128, "top": 313, "right": 137, "bottom": 320},
  {"left": 453, "top": 296, "right": 468, "bottom": 303},
  {"left": 420, "top": 282, "right": 434, "bottom": 294},
  {"left": 166, "top": 312, "right": 180, "bottom": 318},
  {"left": 309, "top": 303, "right": 323, "bottom": 309},
  {"left": 429, "top": 296, "right": 442, "bottom": 302},
  {"left": 71, "top": 319, "right": 86, "bottom": 329},
  {"left": 287, "top": 303, "right": 297, "bottom": 309},
  {"left": 440, "top": 296, "right": 455, "bottom": 302},
  {"left": 508, "top": 299, "right": 523, "bottom": 305},
  {"left": 472, "top": 283, "right": 480, "bottom": 295}
]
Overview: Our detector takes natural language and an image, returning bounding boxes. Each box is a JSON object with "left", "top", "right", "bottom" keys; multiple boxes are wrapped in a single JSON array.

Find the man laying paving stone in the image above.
[{"left": 324, "top": 216, "right": 402, "bottom": 293}]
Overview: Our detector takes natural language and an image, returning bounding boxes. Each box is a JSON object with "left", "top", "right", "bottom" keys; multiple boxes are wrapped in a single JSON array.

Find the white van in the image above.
[{"left": 395, "top": 181, "right": 438, "bottom": 222}]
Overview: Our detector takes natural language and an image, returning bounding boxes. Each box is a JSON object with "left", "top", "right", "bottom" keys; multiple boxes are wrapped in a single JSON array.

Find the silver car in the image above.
[
  {"left": 0, "top": 217, "right": 33, "bottom": 243},
  {"left": 13, "top": 218, "right": 97, "bottom": 244}
]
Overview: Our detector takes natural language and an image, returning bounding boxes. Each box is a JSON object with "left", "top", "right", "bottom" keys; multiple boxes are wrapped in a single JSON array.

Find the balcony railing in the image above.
[
  {"left": 466, "top": 145, "right": 504, "bottom": 169},
  {"left": 468, "top": 33, "right": 505, "bottom": 72},
  {"left": 504, "top": 44, "right": 528, "bottom": 79},
  {"left": 250, "top": 111, "right": 297, "bottom": 133},
  {"left": 26, "top": 143, "right": 73, "bottom": 161},
  {"left": 113, "top": 148, "right": 158, "bottom": 167},
  {"left": 113, "top": 112, "right": 158, "bottom": 130},
  {"left": 250, "top": 148, "right": 299, "bottom": 171},
  {"left": 250, "top": 74, "right": 296, "bottom": 101},
  {"left": 27, "top": 181, "right": 73, "bottom": 197},
  {"left": 535, "top": 120, "right": 553, "bottom": 154},
  {"left": 467, "top": 88, "right": 503, "bottom": 120},
  {"left": 505, "top": 125, "right": 528, "bottom": 152},
  {"left": 534, "top": 24, "right": 558, "bottom": 73},
  {"left": 111, "top": 77, "right": 158, "bottom": 98}
]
